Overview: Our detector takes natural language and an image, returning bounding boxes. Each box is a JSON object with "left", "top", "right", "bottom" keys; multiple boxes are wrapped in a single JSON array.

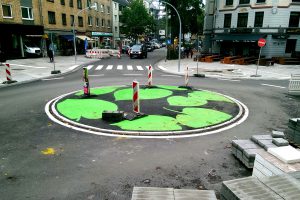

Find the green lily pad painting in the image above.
[
  {"left": 114, "top": 88, "right": 173, "bottom": 101},
  {"left": 157, "top": 85, "right": 187, "bottom": 91},
  {"left": 75, "top": 86, "right": 119, "bottom": 96},
  {"left": 189, "top": 91, "right": 233, "bottom": 103},
  {"left": 57, "top": 99, "right": 118, "bottom": 121},
  {"left": 112, "top": 115, "right": 182, "bottom": 131},
  {"left": 176, "top": 108, "right": 232, "bottom": 128}
]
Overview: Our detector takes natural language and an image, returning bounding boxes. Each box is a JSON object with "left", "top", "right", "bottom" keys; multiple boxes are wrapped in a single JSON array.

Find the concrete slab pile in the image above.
[{"left": 285, "top": 118, "right": 300, "bottom": 146}]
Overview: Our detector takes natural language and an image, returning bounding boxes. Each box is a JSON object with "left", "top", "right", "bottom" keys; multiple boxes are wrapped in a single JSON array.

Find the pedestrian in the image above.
[
  {"left": 48, "top": 44, "right": 54, "bottom": 62},
  {"left": 190, "top": 48, "right": 194, "bottom": 59}
]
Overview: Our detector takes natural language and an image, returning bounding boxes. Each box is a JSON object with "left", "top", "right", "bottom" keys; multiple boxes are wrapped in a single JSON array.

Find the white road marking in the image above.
[
  {"left": 157, "top": 65, "right": 167, "bottom": 71},
  {"left": 86, "top": 65, "right": 93, "bottom": 70},
  {"left": 123, "top": 74, "right": 143, "bottom": 76},
  {"left": 117, "top": 65, "right": 123, "bottom": 70},
  {"left": 161, "top": 74, "right": 181, "bottom": 77},
  {"left": 106, "top": 65, "right": 113, "bottom": 70},
  {"left": 42, "top": 77, "right": 64, "bottom": 81},
  {"left": 89, "top": 74, "right": 104, "bottom": 77},
  {"left": 218, "top": 78, "right": 241, "bottom": 82},
  {"left": 95, "top": 65, "right": 104, "bottom": 70},
  {"left": 9, "top": 64, "right": 47, "bottom": 69},
  {"left": 127, "top": 65, "right": 133, "bottom": 70},
  {"left": 68, "top": 65, "right": 79, "bottom": 70},
  {"left": 136, "top": 65, "right": 144, "bottom": 71},
  {"left": 261, "top": 83, "right": 286, "bottom": 89}
]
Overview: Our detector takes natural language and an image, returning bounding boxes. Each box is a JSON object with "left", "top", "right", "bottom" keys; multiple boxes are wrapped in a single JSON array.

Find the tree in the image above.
[{"left": 120, "top": 0, "right": 155, "bottom": 41}]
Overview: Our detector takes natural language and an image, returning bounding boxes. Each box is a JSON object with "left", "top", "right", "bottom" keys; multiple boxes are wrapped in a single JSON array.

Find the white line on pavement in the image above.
[
  {"left": 86, "top": 65, "right": 93, "bottom": 70},
  {"left": 136, "top": 66, "right": 144, "bottom": 71},
  {"left": 160, "top": 74, "right": 181, "bottom": 77},
  {"left": 9, "top": 64, "right": 47, "bottom": 69},
  {"left": 89, "top": 74, "right": 104, "bottom": 77},
  {"left": 95, "top": 65, "right": 103, "bottom": 70},
  {"left": 218, "top": 78, "right": 241, "bottom": 82},
  {"left": 117, "top": 65, "right": 123, "bottom": 70},
  {"left": 123, "top": 74, "right": 143, "bottom": 76},
  {"left": 42, "top": 77, "right": 64, "bottom": 81},
  {"left": 261, "top": 83, "right": 286, "bottom": 89},
  {"left": 157, "top": 65, "right": 167, "bottom": 71},
  {"left": 127, "top": 65, "right": 133, "bottom": 70},
  {"left": 68, "top": 65, "right": 79, "bottom": 70},
  {"left": 106, "top": 65, "right": 113, "bottom": 70}
]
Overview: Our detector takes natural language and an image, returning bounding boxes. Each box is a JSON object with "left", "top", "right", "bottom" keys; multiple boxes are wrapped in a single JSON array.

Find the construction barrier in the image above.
[
  {"left": 148, "top": 65, "right": 153, "bottom": 86},
  {"left": 5, "top": 63, "right": 12, "bottom": 82},
  {"left": 288, "top": 74, "right": 300, "bottom": 96},
  {"left": 85, "top": 49, "right": 110, "bottom": 59},
  {"left": 185, "top": 65, "right": 189, "bottom": 87},
  {"left": 83, "top": 67, "right": 90, "bottom": 96},
  {"left": 132, "top": 81, "right": 140, "bottom": 113}
]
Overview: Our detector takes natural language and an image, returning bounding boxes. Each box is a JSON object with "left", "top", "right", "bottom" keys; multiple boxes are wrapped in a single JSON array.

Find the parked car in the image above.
[
  {"left": 24, "top": 44, "right": 42, "bottom": 57},
  {"left": 122, "top": 45, "right": 130, "bottom": 54},
  {"left": 153, "top": 42, "right": 161, "bottom": 49},
  {"left": 129, "top": 44, "right": 147, "bottom": 59},
  {"left": 145, "top": 42, "right": 154, "bottom": 52}
]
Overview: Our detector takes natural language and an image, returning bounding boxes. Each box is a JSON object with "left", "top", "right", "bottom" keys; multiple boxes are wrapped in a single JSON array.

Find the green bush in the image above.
[{"left": 167, "top": 45, "right": 179, "bottom": 60}]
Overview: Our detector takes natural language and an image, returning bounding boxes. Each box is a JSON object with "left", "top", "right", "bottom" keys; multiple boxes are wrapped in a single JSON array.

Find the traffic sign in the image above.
[{"left": 258, "top": 38, "right": 266, "bottom": 47}]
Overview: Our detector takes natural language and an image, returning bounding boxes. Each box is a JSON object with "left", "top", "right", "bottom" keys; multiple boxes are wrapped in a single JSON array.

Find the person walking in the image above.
[{"left": 48, "top": 44, "right": 54, "bottom": 62}]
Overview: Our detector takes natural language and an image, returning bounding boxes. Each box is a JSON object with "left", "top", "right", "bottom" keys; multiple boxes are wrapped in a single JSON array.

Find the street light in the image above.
[
  {"left": 147, "top": 0, "right": 182, "bottom": 72},
  {"left": 73, "top": 2, "right": 97, "bottom": 63}
]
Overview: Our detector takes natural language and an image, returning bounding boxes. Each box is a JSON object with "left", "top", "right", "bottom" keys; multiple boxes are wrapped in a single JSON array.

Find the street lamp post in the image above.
[
  {"left": 73, "top": 3, "right": 97, "bottom": 64},
  {"left": 147, "top": 0, "right": 182, "bottom": 72}
]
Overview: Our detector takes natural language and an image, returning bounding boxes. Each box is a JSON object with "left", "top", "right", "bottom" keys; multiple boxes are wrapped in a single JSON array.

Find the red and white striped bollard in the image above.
[
  {"left": 148, "top": 65, "right": 153, "bottom": 86},
  {"left": 132, "top": 80, "right": 140, "bottom": 113},
  {"left": 185, "top": 65, "right": 189, "bottom": 87},
  {"left": 5, "top": 64, "right": 12, "bottom": 82}
]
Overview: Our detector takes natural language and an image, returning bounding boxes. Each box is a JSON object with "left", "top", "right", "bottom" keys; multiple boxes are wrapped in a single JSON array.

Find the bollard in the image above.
[
  {"left": 3, "top": 64, "right": 17, "bottom": 84},
  {"left": 83, "top": 67, "right": 90, "bottom": 96},
  {"left": 117, "top": 49, "right": 121, "bottom": 59},
  {"left": 148, "top": 65, "right": 153, "bottom": 86},
  {"left": 132, "top": 80, "right": 140, "bottom": 113},
  {"left": 185, "top": 65, "right": 189, "bottom": 87}
]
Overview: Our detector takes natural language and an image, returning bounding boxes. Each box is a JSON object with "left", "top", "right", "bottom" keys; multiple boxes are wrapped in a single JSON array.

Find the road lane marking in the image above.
[
  {"left": 123, "top": 74, "right": 143, "bottom": 76},
  {"left": 42, "top": 77, "right": 64, "bottom": 81},
  {"left": 117, "top": 65, "right": 123, "bottom": 70},
  {"left": 95, "top": 65, "right": 103, "bottom": 70},
  {"left": 127, "top": 65, "right": 133, "bottom": 70},
  {"left": 106, "top": 65, "right": 113, "bottom": 70},
  {"left": 86, "top": 65, "right": 93, "bottom": 70},
  {"left": 261, "top": 84, "right": 286, "bottom": 89},
  {"left": 9, "top": 64, "right": 47, "bottom": 69},
  {"left": 68, "top": 65, "right": 79, "bottom": 70},
  {"left": 89, "top": 74, "right": 104, "bottom": 77},
  {"left": 157, "top": 66, "right": 167, "bottom": 71},
  {"left": 161, "top": 74, "right": 181, "bottom": 77},
  {"left": 136, "top": 66, "right": 143, "bottom": 70},
  {"left": 218, "top": 78, "right": 241, "bottom": 82}
]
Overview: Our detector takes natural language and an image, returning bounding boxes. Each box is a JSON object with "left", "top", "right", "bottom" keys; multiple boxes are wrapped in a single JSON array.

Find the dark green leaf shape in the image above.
[
  {"left": 75, "top": 86, "right": 119, "bottom": 96},
  {"left": 176, "top": 108, "right": 232, "bottom": 128},
  {"left": 57, "top": 99, "right": 118, "bottom": 121},
  {"left": 114, "top": 88, "right": 173, "bottom": 101},
  {"left": 112, "top": 115, "right": 182, "bottom": 131}
]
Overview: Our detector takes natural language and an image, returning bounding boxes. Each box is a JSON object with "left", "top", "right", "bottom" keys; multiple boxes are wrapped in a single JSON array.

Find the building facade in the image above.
[{"left": 203, "top": 0, "right": 300, "bottom": 58}]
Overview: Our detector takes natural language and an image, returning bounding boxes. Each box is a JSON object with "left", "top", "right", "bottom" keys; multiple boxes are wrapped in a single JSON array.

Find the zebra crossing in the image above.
[{"left": 72, "top": 64, "right": 153, "bottom": 71}]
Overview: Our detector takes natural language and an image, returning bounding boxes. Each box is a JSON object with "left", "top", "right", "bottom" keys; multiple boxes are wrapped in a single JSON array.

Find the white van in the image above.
[{"left": 24, "top": 44, "right": 42, "bottom": 57}]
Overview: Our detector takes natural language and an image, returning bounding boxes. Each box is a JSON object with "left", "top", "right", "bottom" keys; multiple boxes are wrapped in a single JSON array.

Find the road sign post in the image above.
[{"left": 252, "top": 38, "right": 266, "bottom": 77}]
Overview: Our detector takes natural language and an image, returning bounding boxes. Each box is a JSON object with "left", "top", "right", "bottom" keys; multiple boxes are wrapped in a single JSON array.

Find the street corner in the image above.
[{"left": 45, "top": 85, "right": 249, "bottom": 138}]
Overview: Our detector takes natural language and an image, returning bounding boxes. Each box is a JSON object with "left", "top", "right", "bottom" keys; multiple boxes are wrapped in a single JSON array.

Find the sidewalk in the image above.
[
  {"left": 0, "top": 55, "right": 97, "bottom": 86},
  {"left": 157, "top": 57, "right": 300, "bottom": 80}
]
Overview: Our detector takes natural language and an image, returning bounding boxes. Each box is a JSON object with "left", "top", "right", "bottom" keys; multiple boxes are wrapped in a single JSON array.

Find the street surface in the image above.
[{"left": 0, "top": 49, "right": 299, "bottom": 199}]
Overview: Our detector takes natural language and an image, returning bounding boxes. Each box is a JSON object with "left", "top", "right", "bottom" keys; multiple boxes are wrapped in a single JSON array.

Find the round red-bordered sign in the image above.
[{"left": 258, "top": 38, "right": 266, "bottom": 47}]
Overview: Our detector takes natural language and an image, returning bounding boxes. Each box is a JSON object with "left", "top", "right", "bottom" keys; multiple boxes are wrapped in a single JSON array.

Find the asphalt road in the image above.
[{"left": 0, "top": 49, "right": 299, "bottom": 200}]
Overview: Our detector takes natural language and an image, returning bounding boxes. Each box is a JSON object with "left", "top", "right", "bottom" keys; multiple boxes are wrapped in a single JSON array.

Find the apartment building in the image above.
[
  {"left": 203, "top": 0, "right": 300, "bottom": 58},
  {"left": 0, "top": 0, "right": 44, "bottom": 58}
]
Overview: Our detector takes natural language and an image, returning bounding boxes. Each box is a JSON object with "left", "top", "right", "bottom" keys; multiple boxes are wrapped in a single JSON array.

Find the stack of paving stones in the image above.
[
  {"left": 131, "top": 187, "right": 217, "bottom": 200},
  {"left": 231, "top": 130, "right": 289, "bottom": 169},
  {"left": 285, "top": 118, "right": 300, "bottom": 146},
  {"left": 220, "top": 173, "right": 300, "bottom": 200}
]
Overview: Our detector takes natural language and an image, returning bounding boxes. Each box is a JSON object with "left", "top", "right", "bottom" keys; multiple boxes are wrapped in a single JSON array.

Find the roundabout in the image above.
[{"left": 45, "top": 85, "right": 248, "bottom": 138}]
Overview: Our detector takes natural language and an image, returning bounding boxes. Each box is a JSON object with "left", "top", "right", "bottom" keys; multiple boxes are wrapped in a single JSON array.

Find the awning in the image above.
[
  {"left": 76, "top": 35, "right": 93, "bottom": 41},
  {"left": 60, "top": 35, "right": 74, "bottom": 41},
  {"left": 212, "top": 34, "right": 265, "bottom": 42}
]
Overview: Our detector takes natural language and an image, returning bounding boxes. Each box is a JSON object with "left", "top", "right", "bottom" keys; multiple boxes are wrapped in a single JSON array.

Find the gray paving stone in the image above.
[
  {"left": 294, "top": 133, "right": 300, "bottom": 145},
  {"left": 272, "top": 138, "right": 289, "bottom": 146},
  {"left": 174, "top": 189, "right": 217, "bottom": 200},
  {"left": 288, "top": 171, "right": 300, "bottom": 181},
  {"left": 131, "top": 187, "right": 174, "bottom": 200},
  {"left": 268, "top": 146, "right": 300, "bottom": 164},
  {"left": 251, "top": 135, "right": 273, "bottom": 143},
  {"left": 263, "top": 143, "right": 278, "bottom": 151},
  {"left": 232, "top": 140, "right": 259, "bottom": 151},
  {"left": 285, "top": 128, "right": 295, "bottom": 141},
  {"left": 271, "top": 130, "right": 285, "bottom": 138},
  {"left": 289, "top": 118, "right": 300, "bottom": 127},
  {"left": 257, "top": 139, "right": 273, "bottom": 148}
]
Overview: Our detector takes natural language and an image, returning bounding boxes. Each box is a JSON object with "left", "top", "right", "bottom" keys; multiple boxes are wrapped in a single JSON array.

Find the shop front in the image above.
[{"left": 91, "top": 32, "right": 113, "bottom": 48}]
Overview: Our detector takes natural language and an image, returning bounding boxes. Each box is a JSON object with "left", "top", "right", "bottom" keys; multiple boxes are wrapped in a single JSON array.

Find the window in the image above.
[
  {"left": 62, "top": 13, "right": 67, "bottom": 25},
  {"left": 239, "top": 0, "right": 250, "bottom": 4},
  {"left": 69, "top": 0, "right": 73, "bottom": 7},
  {"left": 107, "top": 20, "right": 111, "bottom": 28},
  {"left": 100, "top": 4, "right": 104, "bottom": 12},
  {"left": 61, "top": 0, "right": 65, "bottom": 5},
  {"left": 225, "top": 0, "right": 233, "bottom": 5},
  {"left": 21, "top": 7, "right": 33, "bottom": 20},
  {"left": 96, "top": 17, "right": 99, "bottom": 27},
  {"left": 224, "top": 14, "right": 231, "bottom": 28},
  {"left": 237, "top": 13, "right": 248, "bottom": 27},
  {"left": 101, "top": 19, "right": 105, "bottom": 27},
  {"left": 47, "top": 0, "right": 54, "bottom": 2},
  {"left": 292, "top": 0, "right": 300, "bottom": 2},
  {"left": 78, "top": 16, "right": 83, "bottom": 27},
  {"left": 94, "top": 2, "right": 98, "bottom": 11},
  {"left": 254, "top": 12, "right": 264, "bottom": 27},
  {"left": 2, "top": 4, "right": 12, "bottom": 18},
  {"left": 115, "top": 26, "right": 118, "bottom": 32},
  {"left": 87, "top": 0, "right": 91, "bottom": 7},
  {"left": 114, "top": 2, "right": 117, "bottom": 9},
  {"left": 70, "top": 15, "right": 74, "bottom": 26},
  {"left": 107, "top": 6, "right": 110, "bottom": 14},
  {"left": 48, "top": 11, "right": 56, "bottom": 24},
  {"left": 256, "top": 0, "right": 266, "bottom": 3},
  {"left": 77, "top": 0, "right": 82, "bottom": 9},
  {"left": 88, "top": 16, "right": 92, "bottom": 26},
  {"left": 285, "top": 39, "right": 297, "bottom": 53},
  {"left": 289, "top": 12, "right": 300, "bottom": 27}
]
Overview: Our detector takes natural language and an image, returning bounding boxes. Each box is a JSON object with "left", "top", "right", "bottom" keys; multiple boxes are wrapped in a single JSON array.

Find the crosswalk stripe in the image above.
[
  {"left": 95, "top": 65, "right": 103, "bottom": 70},
  {"left": 106, "top": 65, "right": 113, "bottom": 70},
  {"left": 117, "top": 65, "right": 123, "bottom": 70},
  {"left": 68, "top": 65, "right": 79, "bottom": 70},
  {"left": 127, "top": 65, "right": 133, "bottom": 70},
  {"left": 136, "top": 65, "right": 143, "bottom": 71},
  {"left": 86, "top": 65, "right": 93, "bottom": 70}
]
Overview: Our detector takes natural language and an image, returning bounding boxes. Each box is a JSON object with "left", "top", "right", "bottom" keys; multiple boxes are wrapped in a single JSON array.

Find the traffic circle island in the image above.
[{"left": 45, "top": 85, "right": 248, "bottom": 138}]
